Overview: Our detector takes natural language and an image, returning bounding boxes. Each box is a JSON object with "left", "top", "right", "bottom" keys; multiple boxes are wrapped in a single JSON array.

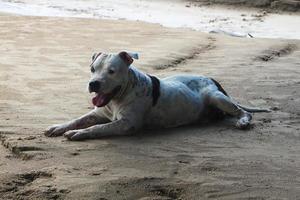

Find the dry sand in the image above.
[{"left": 0, "top": 13, "right": 300, "bottom": 199}]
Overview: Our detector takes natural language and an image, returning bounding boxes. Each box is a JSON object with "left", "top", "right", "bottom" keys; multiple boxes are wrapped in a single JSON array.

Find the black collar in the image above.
[{"left": 147, "top": 74, "right": 160, "bottom": 106}]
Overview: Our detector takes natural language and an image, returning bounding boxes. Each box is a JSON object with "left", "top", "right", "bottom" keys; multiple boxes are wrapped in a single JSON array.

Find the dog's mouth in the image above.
[{"left": 92, "top": 85, "right": 121, "bottom": 107}]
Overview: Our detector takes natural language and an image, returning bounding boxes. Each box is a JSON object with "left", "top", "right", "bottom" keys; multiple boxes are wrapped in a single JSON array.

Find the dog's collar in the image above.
[{"left": 147, "top": 74, "right": 160, "bottom": 106}]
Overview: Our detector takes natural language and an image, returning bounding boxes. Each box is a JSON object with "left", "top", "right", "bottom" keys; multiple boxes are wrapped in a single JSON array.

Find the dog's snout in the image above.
[{"left": 89, "top": 81, "right": 101, "bottom": 92}]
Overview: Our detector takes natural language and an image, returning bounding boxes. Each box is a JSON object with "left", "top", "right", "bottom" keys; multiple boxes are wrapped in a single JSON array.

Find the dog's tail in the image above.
[
  {"left": 237, "top": 104, "right": 271, "bottom": 113},
  {"left": 210, "top": 78, "right": 271, "bottom": 113}
]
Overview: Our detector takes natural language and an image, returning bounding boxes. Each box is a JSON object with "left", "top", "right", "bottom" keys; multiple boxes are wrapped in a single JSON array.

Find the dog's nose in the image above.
[{"left": 89, "top": 81, "right": 101, "bottom": 92}]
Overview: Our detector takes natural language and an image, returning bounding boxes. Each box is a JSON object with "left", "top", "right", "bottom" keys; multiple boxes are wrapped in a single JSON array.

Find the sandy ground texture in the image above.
[
  {"left": 1, "top": 0, "right": 300, "bottom": 39},
  {"left": 0, "top": 14, "right": 300, "bottom": 200}
]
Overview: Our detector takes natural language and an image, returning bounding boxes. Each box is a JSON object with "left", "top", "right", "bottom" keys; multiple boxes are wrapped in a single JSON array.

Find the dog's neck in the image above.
[
  {"left": 114, "top": 69, "right": 133, "bottom": 99},
  {"left": 114, "top": 66, "right": 152, "bottom": 100}
]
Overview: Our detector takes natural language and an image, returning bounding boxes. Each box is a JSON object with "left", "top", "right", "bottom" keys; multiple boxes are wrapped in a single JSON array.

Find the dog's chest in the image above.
[{"left": 103, "top": 103, "right": 122, "bottom": 121}]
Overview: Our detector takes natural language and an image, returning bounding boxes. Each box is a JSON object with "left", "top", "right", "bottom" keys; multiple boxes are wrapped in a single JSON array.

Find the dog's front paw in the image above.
[
  {"left": 44, "top": 124, "right": 68, "bottom": 137},
  {"left": 64, "top": 130, "right": 88, "bottom": 141}
]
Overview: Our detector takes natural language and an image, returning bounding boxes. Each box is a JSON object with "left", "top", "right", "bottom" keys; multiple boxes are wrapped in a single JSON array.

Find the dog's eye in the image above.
[
  {"left": 91, "top": 67, "right": 95, "bottom": 73},
  {"left": 108, "top": 69, "right": 115, "bottom": 75}
]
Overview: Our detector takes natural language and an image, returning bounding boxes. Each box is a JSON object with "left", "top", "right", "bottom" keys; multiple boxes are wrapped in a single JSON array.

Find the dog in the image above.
[{"left": 44, "top": 51, "right": 270, "bottom": 141}]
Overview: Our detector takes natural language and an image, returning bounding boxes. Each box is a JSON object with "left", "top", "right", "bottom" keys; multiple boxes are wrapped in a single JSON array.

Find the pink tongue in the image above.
[{"left": 92, "top": 94, "right": 108, "bottom": 107}]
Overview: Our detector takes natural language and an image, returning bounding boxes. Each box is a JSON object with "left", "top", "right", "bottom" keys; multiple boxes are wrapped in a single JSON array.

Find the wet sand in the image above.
[
  {"left": 188, "top": 0, "right": 300, "bottom": 12},
  {"left": 1, "top": 0, "right": 300, "bottom": 39},
  {"left": 0, "top": 14, "right": 300, "bottom": 199}
]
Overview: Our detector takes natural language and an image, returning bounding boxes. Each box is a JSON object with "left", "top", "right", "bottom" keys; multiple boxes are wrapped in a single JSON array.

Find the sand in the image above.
[
  {"left": 0, "top": 13, "right": 300, "bottom": 199},
  {"left": 1, "top": 0, "right": 300, "bottom": 39}
]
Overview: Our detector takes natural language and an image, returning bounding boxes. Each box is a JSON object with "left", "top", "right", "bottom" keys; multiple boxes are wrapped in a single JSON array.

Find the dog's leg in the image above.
[
  {"left": 64, "top": 103, "right": 147, "bottom": 141},
  {"left": 44, "top": 111, "right": 109, "bottom": 137},
  {"left": 207, "top": 91, "right": 252, "bottom": 129},
  {"left": 63, "top": 118, "right": 140, "bottom": 141}
]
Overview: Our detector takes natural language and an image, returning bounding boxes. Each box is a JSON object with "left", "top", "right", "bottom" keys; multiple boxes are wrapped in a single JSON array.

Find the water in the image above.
[{"left": 0, "top": 0, "right": 300, "bottom": 39}]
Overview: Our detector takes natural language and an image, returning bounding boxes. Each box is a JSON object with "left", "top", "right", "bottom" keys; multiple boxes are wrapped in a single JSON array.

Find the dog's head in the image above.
[{"left": 88, "top": 51, "right": 138, "bottom": 107}]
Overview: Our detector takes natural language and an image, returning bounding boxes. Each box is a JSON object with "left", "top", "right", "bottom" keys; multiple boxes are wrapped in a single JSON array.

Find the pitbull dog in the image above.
[{"left": 45, "top": 51, "right": 270, "bottom": 141}]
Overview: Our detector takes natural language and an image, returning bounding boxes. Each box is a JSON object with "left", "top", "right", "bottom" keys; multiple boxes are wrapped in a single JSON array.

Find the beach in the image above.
[
  {"left": 0, "top": 0, "right": 300, "bottom": 39},
  {"left": 0, "top": 1, "right": 300, "bottom": 200},
  {"left": 188, "top": 0, "right": 300, "bottom": 12}
]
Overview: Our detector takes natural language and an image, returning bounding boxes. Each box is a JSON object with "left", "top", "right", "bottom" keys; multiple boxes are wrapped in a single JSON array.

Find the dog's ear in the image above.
[
  {"left": 92, "top": 52, "right": 101, "bottom": 62},
  {"left": 127, "top": 52, "right": 139, "bottom": 60},
  {"left": 118, "top": 51, "right": 134, "bottom": 65}
]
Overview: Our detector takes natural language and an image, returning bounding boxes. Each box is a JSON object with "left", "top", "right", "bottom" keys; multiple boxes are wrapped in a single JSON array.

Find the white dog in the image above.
[{"left": 45, "top": 51, "right": 269, "bottom": 141}]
